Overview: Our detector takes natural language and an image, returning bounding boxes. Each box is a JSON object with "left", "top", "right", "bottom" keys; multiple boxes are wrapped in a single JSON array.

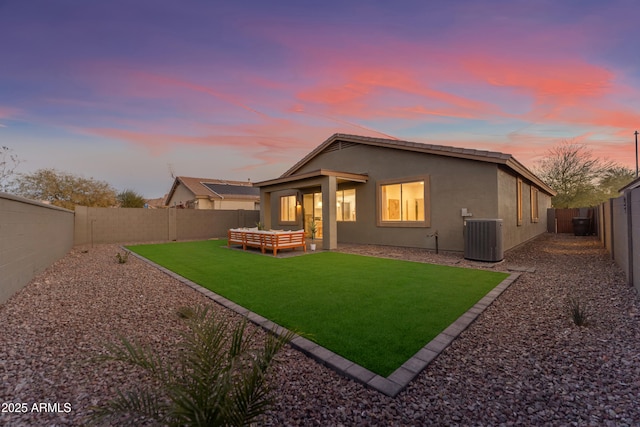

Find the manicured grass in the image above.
[{"left": 128, "top": 240, "right": 509, "bottom": 377}]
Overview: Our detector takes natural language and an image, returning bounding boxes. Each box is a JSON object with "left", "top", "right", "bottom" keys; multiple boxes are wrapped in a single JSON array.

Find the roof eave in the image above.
[
  {"left": 164, "top": 177, "right": 182, "bottom": 206},
  {"left": 505, "top": 158, "right": 557, "bottom": 196},
  {"left": 254, "top": 169, "right": 368, "bottom": 188}
]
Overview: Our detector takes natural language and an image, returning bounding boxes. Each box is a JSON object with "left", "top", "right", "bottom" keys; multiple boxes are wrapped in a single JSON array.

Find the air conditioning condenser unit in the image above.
[{"left": 464, "top": 219, "right": 503, "bottom": 262}]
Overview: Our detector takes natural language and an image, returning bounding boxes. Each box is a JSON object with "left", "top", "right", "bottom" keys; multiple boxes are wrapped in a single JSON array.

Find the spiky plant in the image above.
[
  {"left": 89, "top": 306, "right": 294, "bottom": 426},
  {"left": 567, "top": 297, "right": 589, "bottom": 327}
]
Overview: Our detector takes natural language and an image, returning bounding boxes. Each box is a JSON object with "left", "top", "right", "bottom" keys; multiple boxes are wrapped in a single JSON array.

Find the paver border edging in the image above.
[{"left": 125, "top": 247, "right": 521, "bottom": 398}]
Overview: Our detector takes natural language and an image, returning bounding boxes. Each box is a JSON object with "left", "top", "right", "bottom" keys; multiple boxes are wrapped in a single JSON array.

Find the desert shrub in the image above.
[
  {"left": 89, "top": 306, "right": 294, "bottom": 426},
  {"left": 115, "top": 251, "right": 129, "bottom": 264},
  {"left": 567, "top": 297, "right": 589, "bottom": 327}
]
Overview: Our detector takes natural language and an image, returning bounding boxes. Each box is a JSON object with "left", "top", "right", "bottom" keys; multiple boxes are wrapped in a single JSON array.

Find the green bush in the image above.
[
  {"left": 115, "top": 251, "right": 129, "bottom": 264},
  {"left": 89, "top": 306, "right": 294, "bottom": 426}
]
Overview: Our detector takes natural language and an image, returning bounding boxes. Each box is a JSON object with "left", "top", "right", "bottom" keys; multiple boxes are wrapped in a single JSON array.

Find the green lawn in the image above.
[{"left": 128, "top": 240, "right": 508, "bottom": 377}]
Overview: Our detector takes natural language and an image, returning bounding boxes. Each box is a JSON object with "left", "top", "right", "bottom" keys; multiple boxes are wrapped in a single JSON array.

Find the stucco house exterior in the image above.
[
  {"left": 165, "top": 176, "right": 260, "bottom": 210},
  {"left": 254, "top": 133, "right": 555, "bottom": 253}
]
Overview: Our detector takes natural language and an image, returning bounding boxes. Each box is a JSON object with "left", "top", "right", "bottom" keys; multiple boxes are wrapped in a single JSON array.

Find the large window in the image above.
[
  {"left": 378, "top": 177, "right": 430, "bottom": 227},
  {"left": 280, "top": 195, "right": 297, "bottom": 222},
  {"left": 337, "top": 189, "right": 356, "bottom": 221}
]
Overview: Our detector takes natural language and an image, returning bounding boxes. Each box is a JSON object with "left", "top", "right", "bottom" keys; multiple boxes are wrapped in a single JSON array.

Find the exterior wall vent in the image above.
[
  {"left": 464, "top": 219, "right": 504, "bottom": 262},
  {"left": 324, "top": 140, "right": 358, "bottom": 153}
]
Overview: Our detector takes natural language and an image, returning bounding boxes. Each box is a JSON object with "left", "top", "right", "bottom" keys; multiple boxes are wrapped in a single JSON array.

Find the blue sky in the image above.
[{"left": 1, "top": 0, "right": 639, "bottom": 197}]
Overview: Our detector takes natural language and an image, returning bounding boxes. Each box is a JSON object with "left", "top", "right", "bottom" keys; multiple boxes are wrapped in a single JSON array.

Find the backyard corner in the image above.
[{"left": 126, "top": 239, "right": 515, "bottom": 395}]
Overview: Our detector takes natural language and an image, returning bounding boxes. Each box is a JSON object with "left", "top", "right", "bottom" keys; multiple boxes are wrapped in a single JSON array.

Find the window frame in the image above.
[
  {"left": 530, "top": 187, "right": 539, "bottom": 223},
  {"left": 279, "top": 194, "right": 297, "bottom": 224},
  {"left": 376, "top": 175, "right": 430, "bottom": 228},
  {"left": 336, "top": 188, "right": 356, "bottom": 222},
  {"left": 516, "top": 178, "right": 523, "bottom": 226}
]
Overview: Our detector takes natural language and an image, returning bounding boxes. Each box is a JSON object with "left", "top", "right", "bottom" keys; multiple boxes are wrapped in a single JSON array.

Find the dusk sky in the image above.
[{"left": 2, "top": 0, "right": 639, "bottom": 198}]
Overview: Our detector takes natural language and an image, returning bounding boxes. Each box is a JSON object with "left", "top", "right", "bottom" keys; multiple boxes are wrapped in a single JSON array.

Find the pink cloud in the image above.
[
  {"left": 0, "top": 106, "right": 21, "bottom": 119},
  {"left": 68, "top": 30, "right": 639, "bottom": 176},
  {"left": 73, "top": 61, "right": 276, "bottom": 122},
  {"left": 129, "top": 71, "right": 270, "bottom": 118},
  {"left": 463, "top": 55, "right": 613, "bottom": 110},
  {"left": 295, "top": 63, "right": 501, "bottom": 123}
]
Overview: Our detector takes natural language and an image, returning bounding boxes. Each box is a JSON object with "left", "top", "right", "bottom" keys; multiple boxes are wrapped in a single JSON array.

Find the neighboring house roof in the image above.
[
  {"left": 202, "top": 183, "right": 260, "bottom": 197},
  {"left": 145, "top": 196, "right": 168, "bottom": 209},
  {"left": 165, "top": 177, "right": 260, "bottom": 206},
  {"left": 278, "top": 133, "right": 556, "bottom": 196}
]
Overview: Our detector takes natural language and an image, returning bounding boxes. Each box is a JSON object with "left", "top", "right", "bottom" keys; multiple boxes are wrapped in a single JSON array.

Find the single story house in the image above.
[
  {"left": 254, "top": 133, "right": 555, "bottom": 253},
  {"left": 165, "top": 176, "right": 260, "bottom": 210}
]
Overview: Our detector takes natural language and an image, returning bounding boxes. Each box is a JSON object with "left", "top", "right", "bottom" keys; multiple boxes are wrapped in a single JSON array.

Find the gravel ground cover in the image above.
[{"left": 1, "top": 233, "right": 639, "bottom": 426}]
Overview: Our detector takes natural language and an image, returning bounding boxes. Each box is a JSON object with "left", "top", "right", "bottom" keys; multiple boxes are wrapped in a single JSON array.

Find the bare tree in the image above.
[
  {"left": 535, "top": 141, "right": 615, "bottom": 208},
  {"left": 0, "top": 146, "right": 22, "bottom": 192}
]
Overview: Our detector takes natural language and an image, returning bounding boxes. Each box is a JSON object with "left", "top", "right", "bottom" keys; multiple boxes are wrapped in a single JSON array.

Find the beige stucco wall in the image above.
[
  {"left": 497, "top": 168, "right": 552, "bottom": 251},
  {"left": 0, "top": 193, "right": 74, "bottom": 304},
  {"left": 166, "top": 184, "right": 195, "bottom": 207},
  {"left": 265, "top": 142, "right": 551, "bottom": 252},
  {"left": 217, "top": 199, "right": 258, "bottom": 210},
  {"left": 285, "top": 144, "right": 505, "bottom": 251}
]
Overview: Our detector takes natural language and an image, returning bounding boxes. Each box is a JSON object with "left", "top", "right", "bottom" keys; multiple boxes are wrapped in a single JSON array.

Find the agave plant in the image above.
[{"left": 89, "top": 306, "right": 294, "bottom": 426}]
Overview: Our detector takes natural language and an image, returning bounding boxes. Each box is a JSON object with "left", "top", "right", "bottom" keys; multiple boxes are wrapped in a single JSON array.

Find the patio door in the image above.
[{"left": 303, "top": 192, "right": 323, "bottom": 239}]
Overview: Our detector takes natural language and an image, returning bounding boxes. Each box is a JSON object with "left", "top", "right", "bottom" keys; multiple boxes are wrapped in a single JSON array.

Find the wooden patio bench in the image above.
[{"left": 227, "top": 228, "right": 306, "bottom": 256}]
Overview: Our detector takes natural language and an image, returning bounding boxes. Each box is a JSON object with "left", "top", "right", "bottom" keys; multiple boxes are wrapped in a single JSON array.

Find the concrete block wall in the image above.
[
  {"left": 0, "top": 193, "right": 74, "bottom": 304},
  {"left": 75, "top": 207, "right": 177, "bottom": 245},
  {"left": 74, "top": 207, "right": 260, "bottom": 246},
  {"left": 631, "top": 188, "right": 640, "bottom": 293},
  {"left": 603, "top": 187, "right": 640, "bottom": 293},
  {"left": 176, "top": 209, "right": 259, "bottom": 240},
  {"left": 611, "top": 195, "right": 630, "bottom": 284}
]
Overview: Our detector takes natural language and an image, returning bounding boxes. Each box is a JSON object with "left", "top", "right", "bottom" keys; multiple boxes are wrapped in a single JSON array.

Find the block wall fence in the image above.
[
  {"left": 1, "top": 193, "right": 260, "bottom": 304},
  {"left": 0, "top": 193, "right": 74, "bottom": 304},
  {"left": 600, "top": 186, "right": 640, "bottom": 294},
  {"left": 3, "top": 190, "right": 638, "bottom": 304},
  {"left": 73, "top": 206, "right": 260, "bottom": 245}
]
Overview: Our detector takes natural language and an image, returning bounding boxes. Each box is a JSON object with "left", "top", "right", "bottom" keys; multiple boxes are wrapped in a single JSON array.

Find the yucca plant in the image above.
[
  {"left": 567, "top": 297, "right": 589, "bottom": 327},
  {"left": 89, "top": 306, "right": 294, "bottom": 426}
]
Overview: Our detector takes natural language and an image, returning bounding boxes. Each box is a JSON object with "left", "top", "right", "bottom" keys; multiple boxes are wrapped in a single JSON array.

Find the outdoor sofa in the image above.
[{"left": 227, "top": 228, "right": 306, "bottom": 256}]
